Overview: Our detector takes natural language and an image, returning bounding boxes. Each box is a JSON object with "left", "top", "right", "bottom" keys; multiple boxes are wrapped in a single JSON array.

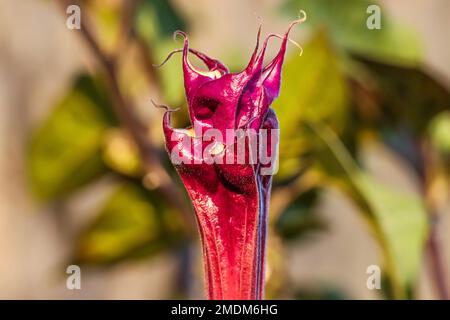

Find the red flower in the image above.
[{"left": 161, "top": 15, "right": 305, "bottom": 299}]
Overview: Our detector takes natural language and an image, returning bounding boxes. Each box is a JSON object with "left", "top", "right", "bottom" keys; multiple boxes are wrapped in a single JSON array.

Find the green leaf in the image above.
[
  {"left": 134, "top": 1, "right": 187, "bottom": 106},
  {"left": 355, "top": 57, "right": 450, "bottom": 135},
  {"left": 27, "top": 74, "right": 116, "bottom": 200},
  {"left": 310, "top": 123, "right": 428, "bottom": 299},
  {"left": 283, "top": 0, "right": 423, "bottom": 66},
  {"left": 102, "top": 129, "right": 143, "bottom": 177},
  {"left": 136, "top": 0, "right": 187, "bottom": 39},
  {"left": 82, "top": 0, "right": 122, "bottom": 54},
  {"left": 355, "top": 174, "right": 428, "bottom": 298},
  {"left": 151, "top": 0, "right": 187, "bottom": 37},
  {"left": 429, "top": 111, "right": 450, "bottom": 155},
  {"left": 75, "top": 182, "right": 186, "bottom": 264},
  {"left": 274, "top": 31, "right": 349, "bottom": 181}
]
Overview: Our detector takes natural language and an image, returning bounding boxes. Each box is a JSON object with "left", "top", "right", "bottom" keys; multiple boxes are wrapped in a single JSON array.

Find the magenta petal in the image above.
[
  {"left": 189, "top": 48, "right": 229, "bottom": 76},
  {"left": 162, "top": 19, "right": 301, "bottom": 299}
]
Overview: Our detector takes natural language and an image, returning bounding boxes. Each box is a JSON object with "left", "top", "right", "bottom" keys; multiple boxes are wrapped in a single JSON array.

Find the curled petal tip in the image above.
[
  {"left": 297, "top": 10, "right": 307, "bottom": 24},
  {"left": 265, "top": 34, "right": 304, "bottom": 57},
  {"left": 284, "top": 10, "right": 307, "bottom": 38},
  {"left": 162, "top": 110, "right": 172, "bottom": 132},
  {"left": 173, "top": 30, "right": 188, "bottom": 42},
  {"left": 153, "top": 48, "right": 229, "bottom": 74},
  {"left": 151, "top": 99, "right": 180, "bottom": 113},
  {"left": 153, "top": 49, "right": 183, "bottom": 68},
  {"left": 153, "top": 99, "right": 180, "bottom": 133},
  {"left": 279, "top": 10, "right": 307, "bottom": 44}
]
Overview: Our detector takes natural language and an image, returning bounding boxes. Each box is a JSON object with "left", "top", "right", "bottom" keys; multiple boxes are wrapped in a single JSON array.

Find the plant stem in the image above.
[
  {"left": 420, "top": 141, "right": 449, "bottom": 300},
  {"left": 427, "top": 214, "right": 450, "bottom": 299}
]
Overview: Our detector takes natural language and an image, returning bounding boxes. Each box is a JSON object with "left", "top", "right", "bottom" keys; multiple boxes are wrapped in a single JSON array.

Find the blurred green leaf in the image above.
[
  {"left": 27, "top": 74, "right": 116, "bottom": 200},
  {"left": 283, "top": 0, "right": 423, "bottom": 66},
  {"left": 356, "top": 173, "right": 428, "bottom": 299},
  {"left": 274, "top": 31, "right": 349, "bottom": 181},
  {"left": 75, "top": 182, "right": 186, "bottom": 265},
  {"left": 150, "top": 0, "right": 187, "bottom": 37},
  {"left": 429, "top": 111, "right": 450, "bottom": 155},
  {"left": 311, "top": 123, "right": 428, "bottom": 299},
  {"left": 429, "top": 112, "right": 450, "bottom": 154},
  {"left": 268, "top": 24, "right": 428, "bottom": 298},
  {"left": 355, "top": 57, "right": 450, "bottom": 135},
  {"left": 275, "top": 188, "right": 326, "bottom": 241},
  {"left": 102, "top": 129, "right": 143, "bottom": 177},
  {"left": 135, "top": 0, "right": 187, "bottom": 106},
  {"left": 84, "top": 0, "right": 122, "bottom": 53},
  {"left": 136, "top": 0, "right": 187, "bottom": 39},
  {"left": 428, "top": 112, "right": 450, "bottom": 204},
  {"left": 349, "top": 58, "right": 450, "bottom": 176}
]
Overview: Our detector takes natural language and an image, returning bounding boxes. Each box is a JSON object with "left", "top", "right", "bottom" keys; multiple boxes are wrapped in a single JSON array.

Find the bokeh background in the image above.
[{"left": 1, "top": 0, "right": 450, "bottom": 299}]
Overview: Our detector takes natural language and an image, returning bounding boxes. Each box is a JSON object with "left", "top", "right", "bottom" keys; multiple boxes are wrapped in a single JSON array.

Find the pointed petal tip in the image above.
[
  {"left": 246, "top": 11, "right": 306, "bottom": 73},
  {"left": 151, "top": 99, "right": 180, "bottom": 113},
  {"left": 289, "top": 10, "right": 307, "bottom": 32},
  {"left": 244, "top": 24, "right": 263, "bottom": 72},
  {"left": 152, "top": 99, "right": 180, "bottom": 132},
  {"left": 264, "top": 11, "right": 307, "bottom": 69},
  {"left": 153, "top": 49, "right": 183, "bottom": 68}
]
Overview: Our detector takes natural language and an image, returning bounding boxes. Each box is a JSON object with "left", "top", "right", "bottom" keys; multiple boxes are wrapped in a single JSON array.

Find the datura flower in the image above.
[{"left": 160, "top": 13, "right": 305, "bottom": 300}]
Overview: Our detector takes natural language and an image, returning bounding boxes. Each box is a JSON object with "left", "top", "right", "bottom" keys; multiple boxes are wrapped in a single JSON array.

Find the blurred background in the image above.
[{"left": 1, "top": 0, "right": 450, "bottom": 299}]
